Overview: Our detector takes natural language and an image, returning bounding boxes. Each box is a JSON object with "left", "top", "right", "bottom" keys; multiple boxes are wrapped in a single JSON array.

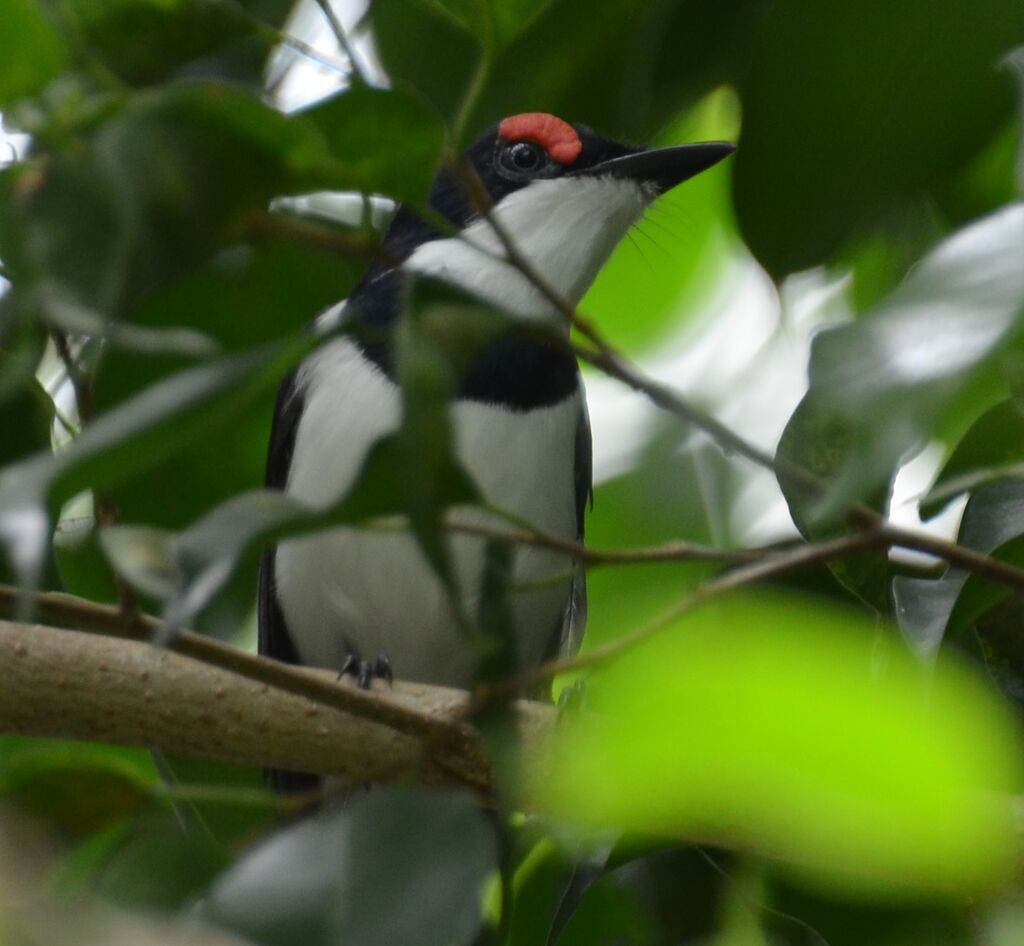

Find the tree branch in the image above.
[{"left": 0, "top": 619, "right": 553, "bottom": 796}]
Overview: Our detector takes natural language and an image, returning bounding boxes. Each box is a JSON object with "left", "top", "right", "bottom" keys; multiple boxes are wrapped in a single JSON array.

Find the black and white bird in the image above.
[{"left": 259, "top": 113, "right": 732, "bottom": 705}]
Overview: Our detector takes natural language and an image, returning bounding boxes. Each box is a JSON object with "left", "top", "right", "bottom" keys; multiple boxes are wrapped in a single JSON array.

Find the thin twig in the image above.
[
  {"left": 311, "top": 0, "right": 371, "bottom": 86},
  {"left": 48, "top": 329, "right": 141, "bottom": 629},
  {"left": 880, "top": 524, "right": 1024, "bottom": 591},
  {"left": 439, "top": 516, "right": 764, "bottom": 566},
  {"left": 471, "top": 531, "right": 888, "bottom": 707}
]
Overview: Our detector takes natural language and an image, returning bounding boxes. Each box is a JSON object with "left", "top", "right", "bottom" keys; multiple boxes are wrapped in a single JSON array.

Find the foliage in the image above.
[{"left": 1, "top": 0, "right": 1024, "bottom": 944}]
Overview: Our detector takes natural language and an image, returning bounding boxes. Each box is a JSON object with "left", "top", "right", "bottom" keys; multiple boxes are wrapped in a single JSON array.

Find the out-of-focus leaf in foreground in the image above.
[
  {"left": 202, "top": 788, "right": 495, "bottom": 946},
  {"left": 734, "top": 0, "right": 1024, "bottom": 276},
  {"left": 300, "top": 85, "right": 445, "bottom": 205},
  {"left": 0, "top": 0, "right": 66, "bottom": 108},
  {"left": 534, "top": 594, "right": 1022, "bottom": 897},
  {"left": 0, "top": 341, "right": 302, "bottom": 595},
  {"left": 779, "top": 202, "right": 1024, "bottom": 527}
]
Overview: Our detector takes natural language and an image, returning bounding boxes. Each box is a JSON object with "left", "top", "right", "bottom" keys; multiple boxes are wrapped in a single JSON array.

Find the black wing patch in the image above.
[
  {"left": 258, "top": 368, "right": 304, "bottom": 665},
  {"left": 258, "top": 370, "right": 320, "bottom": 794}
]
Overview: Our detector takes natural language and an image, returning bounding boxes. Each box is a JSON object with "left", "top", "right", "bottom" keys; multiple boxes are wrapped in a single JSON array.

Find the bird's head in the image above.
[{"left": 383, "top": 112, "right": 734, "bottom": 323}]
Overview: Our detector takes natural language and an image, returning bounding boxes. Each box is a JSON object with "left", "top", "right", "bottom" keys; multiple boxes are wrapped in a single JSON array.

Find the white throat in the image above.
[{"left": 404, "top": 176, "right": 648, "bottom": 323}]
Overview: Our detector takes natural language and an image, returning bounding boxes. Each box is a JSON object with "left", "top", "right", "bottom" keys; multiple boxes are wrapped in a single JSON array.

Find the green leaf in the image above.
[
  {"left": 734, "top": 0, "right": 1024, "bottom": 275},
  {"left": 0, "top": 738, "right": 155, "bottom": 838},
  {"left": 0, "top": 0, "right": 66, "bottom": 108},
  {"left": 302, "top": 84, "right": 445, "bottom": 204},
  {"left": 490, "top": 0, "right": 554, "bottom": 46},
  {"left": 55, "top": 0, "right": 255, "bottom": 86},
  {"left": 92, "top": 826, "right": 231, "bottom": 910},
  {"left": 775, "top": 395, "right": 892, "bottom": 611},
  {"left": 2, "top": 85, "right": 355, "bottom": 325},
  {"left": 779, "top": 203, "right": 1024, "bottom": 526},
  {"left": 369, "top": 0, "right": 481, "bottom": 126},
  {"left": 535, "top": 593, "right": 1023, "bottom": 897},
  {"left": 0, "top": 340, "right": 305, "bottom": 594},
  {"left": 202, "top": 788, "right": 496, "bottom": 946}
]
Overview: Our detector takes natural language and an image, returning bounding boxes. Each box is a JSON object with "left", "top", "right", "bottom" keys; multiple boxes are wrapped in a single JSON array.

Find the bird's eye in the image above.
[{"left": 497, "top": 140, "right": 549, "bottom": 179}]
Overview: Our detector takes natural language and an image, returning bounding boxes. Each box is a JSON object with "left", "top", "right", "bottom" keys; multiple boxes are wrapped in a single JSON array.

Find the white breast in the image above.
[{"left": 274, "top": 337, "right": 581, "bottom": 687}]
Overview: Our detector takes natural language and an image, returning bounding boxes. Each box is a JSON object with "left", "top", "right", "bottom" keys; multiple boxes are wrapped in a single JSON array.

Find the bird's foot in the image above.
[
  {"left": 338, "top": 650, "right": 393, "bottom": 690},
  {"left": 556, "top": 678, "right": 587, "bottom": 722}
]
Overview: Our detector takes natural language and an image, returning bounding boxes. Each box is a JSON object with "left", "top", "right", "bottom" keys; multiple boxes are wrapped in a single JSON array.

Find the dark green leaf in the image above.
[
  {"left": 202, "top": 788, "right": 496, "bottom": 946},
  {"left": 0, "top": 340, "right": 304, "bottom": 592},
  {"left": 0, "top": 0, "right": 66, "bottom": 108},
  {"left": 0, "top": 738, "right": 155, "bottom": 838},
  {"left": 2, "top": 85, "right": 356, "bottom": 326},
  {"left": 370, "top": 0, "right": 481, "bottom": 126},
  {"left": 56, "top": 0, "right": 255, "bottom": 86},
  {"left": 775, "top": 395, "right": 892, "bottom": 611},
  {"left": 92, "top": 825, "right": 231, "bottom": 910},
  {"left": 922, "top": 399, "right": 1024, "bottom": 519},
  {"left": 302, "top": 85, "right": 445, "bottom": 204},
  {"left": 490, "top": 0, "right": 554, "bottom": 46},
  {"left": 734, "top": 0, "right": 1024, "bottom": 275}
]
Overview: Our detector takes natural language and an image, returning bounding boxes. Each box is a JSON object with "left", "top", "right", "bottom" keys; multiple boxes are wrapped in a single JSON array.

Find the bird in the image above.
[{"left": 258, "top": 113, "right": 733, "bottom": 783}]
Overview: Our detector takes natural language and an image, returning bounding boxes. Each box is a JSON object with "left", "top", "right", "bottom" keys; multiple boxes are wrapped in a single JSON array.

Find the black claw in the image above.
[
  {"left": 337, "top": 653, "right": 359, "bottom": 681},
  {"left": 374, "top": 654, "right": 393, "bottom": 686},
  {"left": 338, "top": 648, "right": 393, "bottom": 690}
]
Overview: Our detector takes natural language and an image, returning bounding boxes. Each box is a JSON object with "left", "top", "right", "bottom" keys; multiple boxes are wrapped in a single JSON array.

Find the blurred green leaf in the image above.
[
  {"left": 0, "top": 84, "right": 355, "bottom": 326},
  {"left": 203, "top": 788, "right": 496, "bottom": 946},
  {"left": 779, "top": 203, "right": 1024, "bottom": 526},
  {"left": 370, "top": 0, "right": 481, "bottom": 126},
  {"left": 302, "top": 84, "right": 445, "bottom": 205},
  {"left": 55, "top": 0, "right": 258, "bottom": 86},
  {"left": 490, "top": 0, "right": 554, "bottom": 46},
  {"left": 0, "top": 340, "right": 304, "bottom": 591},
  {"left": 557, "top": 874, "right": 657, "bottom": 946},
  {"left": 0, "top": 738, "right": 155, "bottom": 838},
  {"left": 536, "top": 593, "right": 1023, "bottom": 897},
  {"left": 734, "top": 0, "right": 1024, "bottom": 275},
  {"left": 0, "top": 0, "right": 67, "bottom": 108},
  {"left": 92, "top": 824, "right": 231, "bottom": 910},
  {"left": 0, "top": 349, "right": 52, "bottom": 466}
]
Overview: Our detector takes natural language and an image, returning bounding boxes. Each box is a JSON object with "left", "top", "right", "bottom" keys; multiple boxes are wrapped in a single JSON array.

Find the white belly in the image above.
[{"left": 274, "top": 337, "right": 581, "bottom": 687}]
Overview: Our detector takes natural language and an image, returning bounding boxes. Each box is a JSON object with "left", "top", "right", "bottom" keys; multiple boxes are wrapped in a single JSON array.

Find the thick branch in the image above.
[{"left": 0, "top": 620, "right": 553, "bottom": 795}]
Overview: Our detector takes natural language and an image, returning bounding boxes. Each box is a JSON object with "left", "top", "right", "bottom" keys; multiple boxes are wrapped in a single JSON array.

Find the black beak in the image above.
[{"left": 573, "top": 141, "right": 735, "bottom": 193}]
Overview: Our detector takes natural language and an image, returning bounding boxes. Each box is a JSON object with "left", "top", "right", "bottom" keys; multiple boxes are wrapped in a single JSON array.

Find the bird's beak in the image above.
[{"left": 573, "top": 141, "right": 735, "bottom": 193}]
